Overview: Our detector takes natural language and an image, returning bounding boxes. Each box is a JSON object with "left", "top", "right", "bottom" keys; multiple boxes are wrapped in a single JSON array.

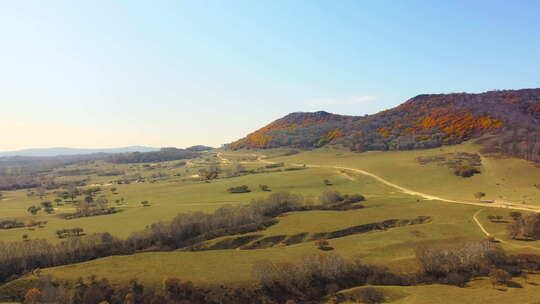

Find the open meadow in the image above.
[{"left": 3, "top": 142, "right": 540, "bottom": 303}]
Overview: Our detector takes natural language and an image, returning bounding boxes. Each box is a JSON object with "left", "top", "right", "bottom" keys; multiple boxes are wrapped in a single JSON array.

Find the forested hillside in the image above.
[{"left": 229, "top": 89, "right": 540, "bottom": 162}]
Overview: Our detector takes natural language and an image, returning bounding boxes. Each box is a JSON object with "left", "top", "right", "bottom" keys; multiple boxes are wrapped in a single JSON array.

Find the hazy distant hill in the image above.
[
  {"left": 0, "top": 146, "right": 159, "bottom": 157},
  {"left": 185, "top": 145, "right": 215, "bottom": 152},
  {"left": 230, "top": 88, "right": 540, "bottom": 162}
]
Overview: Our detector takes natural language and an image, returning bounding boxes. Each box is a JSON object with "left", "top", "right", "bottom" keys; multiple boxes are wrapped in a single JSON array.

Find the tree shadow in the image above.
[
  {"left": 320, "top": 246, "right": 335, "bottom": 251},
  {"left": 505, "top": 281, "right": 523, "bottom": 288}
]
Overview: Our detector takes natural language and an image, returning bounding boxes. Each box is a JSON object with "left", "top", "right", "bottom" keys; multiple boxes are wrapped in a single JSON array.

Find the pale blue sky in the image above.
[{"left": 1, "top": 1, "right": 539, "bottom": 150}]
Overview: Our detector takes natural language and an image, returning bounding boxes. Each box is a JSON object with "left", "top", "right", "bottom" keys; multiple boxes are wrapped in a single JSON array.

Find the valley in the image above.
[{"left": 3, "top": 139, "right": 540, "bottom": 303}]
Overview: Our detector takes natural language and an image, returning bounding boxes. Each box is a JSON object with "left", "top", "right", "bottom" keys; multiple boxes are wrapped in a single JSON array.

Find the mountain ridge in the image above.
[
  {"left": 229, "top": 88, "right": 540, "bottom": 162},
  {"left": 0, "top": 146, "right": 159, "bottom": 157}
]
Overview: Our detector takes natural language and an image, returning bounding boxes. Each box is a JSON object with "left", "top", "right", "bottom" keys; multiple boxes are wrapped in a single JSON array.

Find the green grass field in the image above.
[
  {"left": 337, "top": 274, "right": 540, "bottom": 304},
  {"left": 264, "top": 141, "right": 540, "bottom": 207},
  {"left": 3, "top": 142, "right": 540, "bottom": 302}
]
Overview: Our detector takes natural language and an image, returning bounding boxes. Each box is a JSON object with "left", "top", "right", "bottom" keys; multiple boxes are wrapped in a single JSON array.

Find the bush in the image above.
[
  {"left": 264, "top": 163, "right": 284, "bottom": 169},
  {"left": 454, "top": 166, "right": 480, "bottom": 177},
  {"left": 227, "top": 185, "right": 251, "bottom": 193},
  {"left": 446, "top": 272, "right": 467, "bottom": 287},
  {"left": 489, "top": 268, "right": 512, "bottom": 286},
  {"left": 320, "top": 190, "right": 343, "bottom": 204},
  {"left": 343, "top": 194, "right": 365, "bottom": 204},
  {"left": 315, "top": 239, "right": 330, "bottom": 250},
  {"left": 355, "top": 287, "right": 385, "bottom": 304},
  {"left": 259, "top": 184, "right": 271, "bottom": 192}
]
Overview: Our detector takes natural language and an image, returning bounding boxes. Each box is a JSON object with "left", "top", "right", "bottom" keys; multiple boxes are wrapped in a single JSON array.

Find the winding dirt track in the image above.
[
  {"left": 217, "top": 152, "right": 540, "bottom": 249},
  {"left": 217, "top": 152, "right": 540, "bottom": 213},
  {"left": 252, "top": 153, "right": 540, "bottom": 213}
]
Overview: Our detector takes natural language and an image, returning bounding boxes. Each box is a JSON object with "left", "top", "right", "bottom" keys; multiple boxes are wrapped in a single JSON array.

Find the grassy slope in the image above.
[
  {"left": 38, "top": 168, "right": 483, "bottom": 287},
  {"left": 339, "top": 274, "right": 540, "bottom": 304},
  {"left": 0, "top": 163, "right": 365, "bottom": 242},
  {"left": 266, "top": 141, "right": 540, "bottom": 206},
  {"left": 41, "top": 196, "right": 481, "bottom": 288},
  {"left": 4, "top": 142, "right": 540, "bottom": 302}
]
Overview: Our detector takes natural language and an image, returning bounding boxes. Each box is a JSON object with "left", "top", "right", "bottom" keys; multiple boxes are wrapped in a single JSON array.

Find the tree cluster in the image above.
[
  {"left": 109, "top": 148, "right": 199, "bottom": 164},
  {"left": 507, "top": 212, "right": 540, "bottom": 240}
]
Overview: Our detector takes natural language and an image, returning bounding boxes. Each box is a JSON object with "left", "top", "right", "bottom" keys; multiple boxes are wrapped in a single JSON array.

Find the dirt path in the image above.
[
  {"left": 219, "top": 152, "right": 540, "bottom": 251},
  {"left": 472, "top": 209, "right": 490, "bottom": 236},
  {"left": 246, "top": 153, "right": 540, "bottom": 213},
  {"left": 216, "top": 152, "right": 540, "bottom": 213},
  {"left": 473, "top": 209, "right": 540, "bottom": 252},
  {"left": 218, "top": 152, "right": 540, "bottom": 210}
]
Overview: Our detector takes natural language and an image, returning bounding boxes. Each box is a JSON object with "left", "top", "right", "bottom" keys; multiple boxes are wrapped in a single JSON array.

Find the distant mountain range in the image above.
[
  {"left": 229, "top": 88, "right": 540, "bottom": 162},
  {"left": 0, "top": 146, "right": 160, "bottom": 157}
]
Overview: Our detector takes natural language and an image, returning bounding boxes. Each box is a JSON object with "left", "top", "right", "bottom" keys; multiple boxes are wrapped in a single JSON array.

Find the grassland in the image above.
[
  {"left": 1, "top": 156, "right": 377, "bottom": 242},
  {"left": 338, "top": 274, "right": 540, "bottom": 304},
  {"left": 3, "top": 142, "right": 540, "bottom": 302},
  {"left": 263, "top": 141, "right": 540, "bottom": 207}
]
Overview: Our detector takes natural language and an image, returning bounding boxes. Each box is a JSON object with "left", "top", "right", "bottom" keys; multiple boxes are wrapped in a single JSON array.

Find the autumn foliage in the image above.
[
  {"left": 24, "top": 288, "right": 42, "bottom": 304},
  {"left": 228, "top": 89, "right": 540, "bottom": 163}
]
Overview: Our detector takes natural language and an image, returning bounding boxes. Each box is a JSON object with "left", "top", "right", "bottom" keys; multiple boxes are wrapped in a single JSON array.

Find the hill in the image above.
[
  {"left": 185, "top": 145, "right": 215, "bottom": 152},
  {"left": 229, "top": 88, "right": 540, "bottom": 162},
  {"left": 0, "top": 146, "right": 159, "bottom": 157}
]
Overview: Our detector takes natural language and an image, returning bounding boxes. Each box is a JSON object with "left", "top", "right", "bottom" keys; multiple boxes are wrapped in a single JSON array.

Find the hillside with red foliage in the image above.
[{"left": 229, "top": 89, "right": 540, "bottom": 162}]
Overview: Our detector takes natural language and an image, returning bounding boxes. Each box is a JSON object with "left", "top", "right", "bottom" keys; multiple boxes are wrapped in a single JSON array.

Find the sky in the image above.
[{"left": 1, "top": 1, "right": 539, "bottom": 151}]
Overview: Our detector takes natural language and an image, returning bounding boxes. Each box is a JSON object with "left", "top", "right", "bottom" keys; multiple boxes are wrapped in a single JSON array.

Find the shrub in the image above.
[
  {"left": 454, "top": 166, "right": 480, "bottom": 177},
  {"left": 489, "top": 268, "right": 512, "bottom": 286},
  {"left": 474, "top": 192, "right": 486, "bottom": 200},
  {"left": 343, "top": 194, "right": 365, "bottom": 204},
  {"left": 355, "top": 287, "right": 385, "bottom": 304},
  {"left": 315, "top": 239, "right": 330, "bottom": 250},
  {"left": 264, "top": 163, "right": 284, "bottom": 169},
  {"left": 446, "top": 272, "right": 467, "bottom": 287},
  {"left": 259, "top": 184, "right": 271, "bottom": 192},
  {"left": 227, "top": 185, "right": 251, "bottom": 193},
  {"left": 320, "top": 190, "right": 343, "bottom": 204}
]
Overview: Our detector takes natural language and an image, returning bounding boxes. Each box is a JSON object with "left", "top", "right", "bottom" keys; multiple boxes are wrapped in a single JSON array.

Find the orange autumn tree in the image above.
[{"left": 24, "top": 288, "right": 42, "bottom": 304}]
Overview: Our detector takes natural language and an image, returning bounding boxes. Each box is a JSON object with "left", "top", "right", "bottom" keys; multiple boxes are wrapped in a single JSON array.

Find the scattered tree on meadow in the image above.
[
  {"left": 509, "top": 211, "right": 522, "bottom": 220},
  {"left": 66, "top": 185, "right": 79, "bottom": 203},
  {"left": 40, "top": 201, "right": 54, "bottom": 214},
  {"left": 314, "top": 239, "right": 330, "bottom": 250},
  {"left": 474, "top": 192, "right": 486, "bottom": 200},
  {"left": 227, "top": 185, "right": 251, "bottom": 193},
  {"left": 259, "top": 184, "right": 271, "bottom": 192},
  {"left": 454, "top": 166, "right": 480, "bottom": 178},
  {"left": 27, "top": 205, "right": 41, "bottom": 215}
]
